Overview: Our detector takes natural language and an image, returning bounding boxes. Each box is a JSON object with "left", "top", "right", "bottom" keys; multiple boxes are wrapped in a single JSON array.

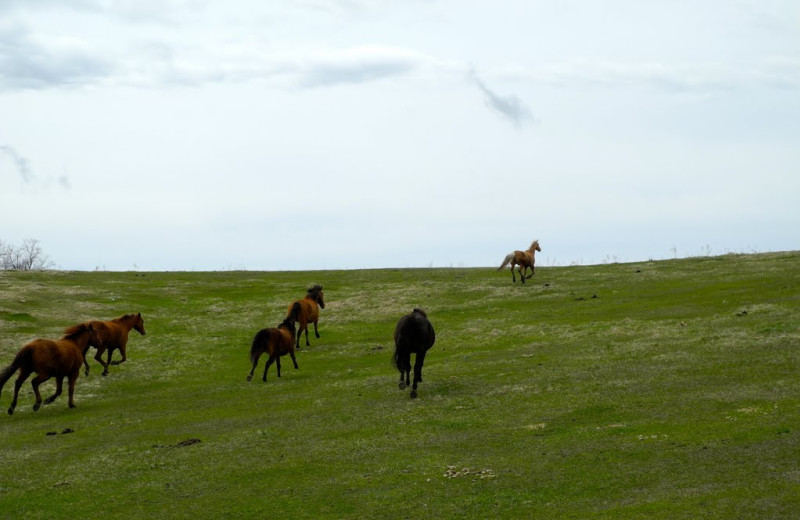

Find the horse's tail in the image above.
[
  {"left": 289, "top": 301, "right": 302, "bottom": 322},
  {"left": 250, "top": 330, "right": 269, "bottom": 366},
  {"left": 0, "top": 346, "right": 31, "bottom": 397},
  {"left": 497, "top": 253, "right": 513, "bottom": 271},
  {"left": 391, "top": 337, "right": 402, "bottom": 371}
]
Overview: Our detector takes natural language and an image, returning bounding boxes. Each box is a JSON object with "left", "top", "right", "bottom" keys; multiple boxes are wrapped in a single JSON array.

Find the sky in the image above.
[{"left": 1, "top": 0, "right": 798, "bottom": 271}]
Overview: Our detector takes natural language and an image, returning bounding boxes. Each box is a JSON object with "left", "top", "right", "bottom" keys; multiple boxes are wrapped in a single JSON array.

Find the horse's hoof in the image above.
[
  {"left": 246, "top": 375, "right": 252, "bottom": 382},
  {"left": 7, "top": 408, "right": 13, "bottom": 415},
  {"left": 410, "top": 390, "right": 418, "bottom": 399},
  {"left": 33, "top": 403, "right": 41, "bottom": 411},
  {"left": 69, "top": 403, "right": 76, "bottom": 409},
  {"left": 399, "top": 381, "right": 407, "bottom": 390}
]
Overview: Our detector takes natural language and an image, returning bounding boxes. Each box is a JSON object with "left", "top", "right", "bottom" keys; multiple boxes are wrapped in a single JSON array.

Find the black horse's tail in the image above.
[
  {"left": 391, "top": 333, "right": 403, "bottom": 371},
  {"left": 250, "top": 330, "right": 269, "bottom": 366},
  {"left": 0, "top": 347, "right": 30, "bottom": 397}
]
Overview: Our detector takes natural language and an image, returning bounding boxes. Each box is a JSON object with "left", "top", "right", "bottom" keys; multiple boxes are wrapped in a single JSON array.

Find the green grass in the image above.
[{"left": 0, "top": 253, "right": 798, "bottom": 519}]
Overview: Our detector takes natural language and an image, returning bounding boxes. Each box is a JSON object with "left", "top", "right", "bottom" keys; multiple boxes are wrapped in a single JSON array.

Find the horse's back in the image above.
[
  {"left": 395, "top": 311, "right": 435, "bottom": 352},
  {"left": 90, "top": 320, "right": 128, "bottom": 348},
  {"left": 292, "top": 298, "right": 319, "bottom": 323},
  {"left": 28, "top": 338, "right": 83, "bottom": 375}
]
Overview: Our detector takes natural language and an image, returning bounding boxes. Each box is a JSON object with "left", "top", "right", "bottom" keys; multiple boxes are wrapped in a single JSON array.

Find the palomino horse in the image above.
[
  {"left": 248, "top": 302, "right": 301, "bottom": 382},
  {"left": 82, "top": 313, "right": 146, "bottom": 376},
  {"left": 393, "top": 308, "right": 436, "bottom": 399},
  {"left": 497, "top": 239, "right": 541, "bottom": 283},
  {"left": 289, "top": 285, "right": 325, "bottom": 348},
  {"left": 0, "top": 323, "right": 101, "bottom": 414}
]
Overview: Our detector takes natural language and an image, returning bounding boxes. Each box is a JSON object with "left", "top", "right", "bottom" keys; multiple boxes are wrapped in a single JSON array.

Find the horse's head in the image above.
[
  {"left": 133, "top": 312, "right": 146, "bottom": 335},
  {"left": 308, "top": 285, "right": 325, "bottom": 309},
  {"left": 532, "top": 240, "right": 541, "bottom": 253}
]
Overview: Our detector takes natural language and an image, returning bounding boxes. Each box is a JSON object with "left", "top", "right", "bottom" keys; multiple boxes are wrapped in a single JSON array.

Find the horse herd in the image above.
[{"left": 0, "top": 240, "right": 541, "bottom": 413}]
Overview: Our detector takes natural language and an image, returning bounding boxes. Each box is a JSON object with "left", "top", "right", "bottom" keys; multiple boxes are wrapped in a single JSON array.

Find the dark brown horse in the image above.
[
  {"left": 288, "top": 285, "right": 325, "bottom": 348},
  {"left": 393, "top": 308, "right": 436, "bottom": 398},
  {"left": 0, "top": 323, "right": 101, "bottom": 415},
  {"left": 82, "top": 313, "right": 146, "bottom": 376},
  {"left": 498, "top": 239, "right": 541, "bottom": 283},
  {"left": 248, "top": 302, "right": 301, "bottom": 382}
]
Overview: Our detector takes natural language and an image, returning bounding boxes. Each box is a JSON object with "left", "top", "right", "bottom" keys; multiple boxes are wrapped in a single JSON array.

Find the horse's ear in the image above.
[{"left": 137, "top": 312, "right": 141, "bottom": 318}]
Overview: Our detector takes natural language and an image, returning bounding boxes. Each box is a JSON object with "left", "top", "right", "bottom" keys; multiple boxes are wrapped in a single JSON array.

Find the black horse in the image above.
[{"left": 392, "top": 308, "right": 436, "bottom": 398}]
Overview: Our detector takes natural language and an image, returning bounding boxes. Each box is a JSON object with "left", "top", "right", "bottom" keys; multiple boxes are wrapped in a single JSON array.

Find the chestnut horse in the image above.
[
  {"left": 0, "top": 323, "right": 101, "bottom": 415},
  {"left": 82, "top": 313, "right": 146, "bottom": 376},
  {"left": 288, "top": 285, "right": 325, "bottom": 348},
  {"left": 393, "top": 308, "right": 436, "bottom": 399},
  {"left": 248, "top": 302, "right": 301, "bottom": 382},
  {"left": 497, "top": 239, "right": 541, "bottom": 283}
]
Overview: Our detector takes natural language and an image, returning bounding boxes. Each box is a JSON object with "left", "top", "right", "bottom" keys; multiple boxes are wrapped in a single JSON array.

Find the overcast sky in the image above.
[{"left": 1, "top": 0, "right": 798, "bottom": 271}]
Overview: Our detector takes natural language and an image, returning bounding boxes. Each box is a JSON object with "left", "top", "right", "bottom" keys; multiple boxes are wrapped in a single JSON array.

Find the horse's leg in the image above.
[
  {"left": 304, "top": 323, "right": 311, "bottom": 347},
  {"left": 276, "top": 356, "right": 282, "bottom": 378},
  {"left": 67, "top": 372, "right": 79, "bottom": 408},
  {"left": 31, "top": 374, "right": 49, "bottom": 411},
  {"left": 103, "top": 349, "right": 114, "bottom": 375},
  {"left": 83, "top": 346, "right": 91, "bottom": 376},
  {"left": 94, "top": 347, "right": 109, "bottom": 376},
  {"left": 510, "top": 261, "right": 517, "bottom": 282},
  {"left": 8, "top": 369, "right": 32, "bottom": 415},
  {"left": 410, "top": 350, "right": 428, "bottom": 399},
  {"left": 44, "top": 376, "right": 64, "bottom": 405},
  {"left": 263, "top": 354, "right": 276, "bottom": 382},
  {"left": 289, "top": 351, "right": 299, "bottom": 370},
  {"left": 247, "top": 352, "right": 261, "bottom": 381},
  {"left": 313, "top": 319, "right": 320, "bottom": 339},
  {"left": 111, "top": 345, "right": 127, "bottom": 366},
  {"left": 398, "top": 351, "right": 411, "bottom": 390},
  {"left": 526, "top": 264, "right": 535, "bottom": 279},
  {"left": 295, "top": 323, "right": 305, "bottom": 349},
  {"left": 518, "top": 265, "right": 526, "bottom": 284}
]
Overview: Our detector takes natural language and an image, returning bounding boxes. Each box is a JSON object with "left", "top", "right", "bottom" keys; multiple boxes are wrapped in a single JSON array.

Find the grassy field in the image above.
[{"left": 0, "top": 252, "right": 798, "bottom": 519}]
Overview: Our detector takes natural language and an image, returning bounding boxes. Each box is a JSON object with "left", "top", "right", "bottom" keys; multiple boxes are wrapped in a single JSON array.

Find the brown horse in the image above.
[
  {"left": 82, "top": 313, "right": 146, "bottom": 376},
  {"left": 0, "top": 323, "right": 101, "bottom": 415},
  {"left": 498, "top": 239, "right": 541, "bottom": 283},
  {"left": 248, "top": 302, "right": 301, "bottom": 382},
  {"left": 288, "top": 285, "right": 325, "bottom": 348}
]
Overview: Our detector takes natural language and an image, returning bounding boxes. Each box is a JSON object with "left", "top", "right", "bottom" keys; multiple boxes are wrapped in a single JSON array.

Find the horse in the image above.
[
  {"left": 248, "top": 302, "right": 301, "bottom": 382},
  {"left": 392, "top": 308, "right": 436, "bottom": 399},
  {"left": 288, "top": 285, "right": 325, "bottom": 348},
  {"left": 82, "top": 313, "right": 146, "bottom": 376},
  {"left": 0, "top": 323, "right": 102, "bottom": 415},
  {"left": 497, "top": 239, "right": 541, "bottom": 283}
]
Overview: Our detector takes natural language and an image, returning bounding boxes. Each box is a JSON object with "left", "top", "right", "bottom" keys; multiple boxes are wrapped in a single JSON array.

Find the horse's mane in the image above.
[
  {"left": 412, "top": 307, "right": 428, "bottom": 317},
  {"left": 306, "top": 285, "right": 323, "bottom": 298},
  {"left": 63, "top": 323, "right": 89, "bottom": 339}
]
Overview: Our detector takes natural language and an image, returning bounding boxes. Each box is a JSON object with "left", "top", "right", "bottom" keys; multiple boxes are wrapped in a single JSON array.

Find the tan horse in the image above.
[
  {"left": 0, "top": 323, "right": 102, "bottom": 414},
  {"left": 498, "top": 239, "right": 541, "bottom": 283}
]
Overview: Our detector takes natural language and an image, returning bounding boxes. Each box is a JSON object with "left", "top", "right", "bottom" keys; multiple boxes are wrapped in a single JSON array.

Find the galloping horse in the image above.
[
  {"left": 498, "top": 239, "right": 541, "bottom": 283},
  {"left": 0, "top": 323, "right": 101, "bottom": 415},
  {"left": 393, "top": 308, "right": 436, "bottom": 399},
  {"left": 82, "top": 313, "right": 146, "bottom": 376},
  {"left": 248, "top": 302, "right": 301, "bottom": 382},
  {"left": 289, "top": 285, "right": 325, "bottom": 348}
]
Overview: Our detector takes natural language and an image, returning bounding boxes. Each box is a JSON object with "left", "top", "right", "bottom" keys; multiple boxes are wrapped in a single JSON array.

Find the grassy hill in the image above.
[{"left": 1, "top": 252, "right": 798, "bottom": 519}]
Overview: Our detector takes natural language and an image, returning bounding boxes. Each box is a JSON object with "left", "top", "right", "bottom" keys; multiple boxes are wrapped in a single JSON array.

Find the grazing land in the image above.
[{"left": 0, "top": 252, "right": 798, "bottom": 519}]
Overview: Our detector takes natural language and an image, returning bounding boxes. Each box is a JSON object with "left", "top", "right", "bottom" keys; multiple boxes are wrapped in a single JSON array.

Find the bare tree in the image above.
[{"left": 0, "top": 238, "right": 54, "bottom": 270}]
